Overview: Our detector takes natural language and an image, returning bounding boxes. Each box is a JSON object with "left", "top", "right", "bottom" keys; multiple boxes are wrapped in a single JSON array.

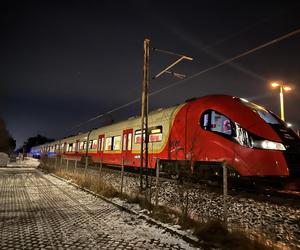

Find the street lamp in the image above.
[{"left": 270, "top": 81, "right": 292, "bottom": 121}]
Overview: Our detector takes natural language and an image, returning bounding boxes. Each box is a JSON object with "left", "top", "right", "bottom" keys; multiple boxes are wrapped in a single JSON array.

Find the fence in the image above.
[
  {"left": 42, "top": 155, "right": 230, "bottom": 222},
  {"left": 39, "top": 155, "right": 297, "bottom": 248}
]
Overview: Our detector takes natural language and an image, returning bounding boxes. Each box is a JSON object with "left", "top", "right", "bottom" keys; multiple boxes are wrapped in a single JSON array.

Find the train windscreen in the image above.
[{"left": 239, "top": 99, "right": 280, "bottom": 124}]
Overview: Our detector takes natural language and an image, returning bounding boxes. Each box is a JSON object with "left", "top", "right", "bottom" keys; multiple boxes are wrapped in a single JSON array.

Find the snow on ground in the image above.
[
  {"left": 45, "top": 173, "right": 198, "bottom": 249},
  {"left": 0, "top": 167, "right": 200, "bottom": 250},
  {"left": 7, "top": 157, "right": 40, "bottom": 167},
  {"left": 78, "top": 167, "right": 300, "bottom": 249}
]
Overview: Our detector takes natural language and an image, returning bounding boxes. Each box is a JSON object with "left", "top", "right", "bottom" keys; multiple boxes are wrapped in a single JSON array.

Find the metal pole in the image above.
[
  {"left": 66, "top": 159, "right": 69, "bottom": 171},
  {"left": 60, "top": 157, "right": 63, "bottom": 171},
  {"left": 74, "top": 160, "right": 77, "bottom": 172},
  {"left": 154, "top": 57, "right": 185, "bottom": 79},
  {"left": 155, "top": 158, "right": 160, "bottom": 206},
  {"left": 85, "top": 130, "right": 92, "bottom": 176},
  {"left": 54, "top": 157, "right": 57, "bottom": 170},
  {"left": 280, "top": 85, "right": 285, "bottom": 121},
  {"left": 223, "top": 162, "right": 228, "bottom": 225},
  {"left": 99, "top": 160, "right": 103, "bottom": 176},
  {"left": 140, "top": 38, "right": 150, "bottom": 190},
  {"left": 121, "top": 156, "right": 124, "bottom": 195}
]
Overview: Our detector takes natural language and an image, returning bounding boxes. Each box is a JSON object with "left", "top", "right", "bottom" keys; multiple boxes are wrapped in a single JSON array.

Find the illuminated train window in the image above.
[
  {"left": 92, "top": 139, "right": 97, "bottom": 149},
  {"left": 88, "top": 140, "right": 93, "bottom": 149},
  {"left": 98, "top": 137, "right": 105, "bottom": 151},
  {"left": 200, "top": 110, "right": 233, "bottom": 136},
  {"left": 123, "top": 134, "right": 127, "bottom": 150},
  {"left": 128, "top": 133, "right": 132, "bottom": 150},
  {"left": 67, "top": 143, "right": 73, "bottom": 152},
  {"left": 105, "top": 136, "right": 121, "bottom": 151},
  {"left": 134, "top": 129, "right": 145, "bottom": 144},
  {"left": 87, "top": 140, "right": 98, "bottom": 149},
  {"left": 134, "top": 126, "right": 163, "bottom": 143},
  {"left": 113, "top": 136, "right": 121, "bottom": 150}
]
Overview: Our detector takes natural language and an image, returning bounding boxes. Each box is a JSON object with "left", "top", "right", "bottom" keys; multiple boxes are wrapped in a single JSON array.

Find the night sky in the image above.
[{"left": 1, "top": 0, "right": 300, "bottom": 148}]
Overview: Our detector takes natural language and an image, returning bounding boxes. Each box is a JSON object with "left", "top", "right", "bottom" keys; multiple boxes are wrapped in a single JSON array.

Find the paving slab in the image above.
[{"left": 0, "top": 168, "right": 198, "bottom": 250}]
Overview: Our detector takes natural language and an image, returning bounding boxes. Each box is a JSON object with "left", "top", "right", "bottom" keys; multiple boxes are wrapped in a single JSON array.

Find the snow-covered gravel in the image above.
[{"left": 80, "top": 166, "right": 300, "bottom": 249}]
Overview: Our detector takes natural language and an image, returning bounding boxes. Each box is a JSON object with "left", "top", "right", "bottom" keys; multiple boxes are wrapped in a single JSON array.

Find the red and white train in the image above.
[{"left": 31, "top": 95, "right": 300, "bottom": 177}]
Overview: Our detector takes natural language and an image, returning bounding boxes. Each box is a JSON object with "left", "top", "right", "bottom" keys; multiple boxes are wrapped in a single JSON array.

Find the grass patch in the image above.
[
  {"left": 151, "top": 205, "right": 179, "bottom": 224},
  {"left": 194, "top": 220, "right": 270, "bottom": 250},
  {"left": 53, "top": 169, "right": 119, "bottom": 199},
  {"left": 120, "top": 192, "right": 141, "bottom": 204}
]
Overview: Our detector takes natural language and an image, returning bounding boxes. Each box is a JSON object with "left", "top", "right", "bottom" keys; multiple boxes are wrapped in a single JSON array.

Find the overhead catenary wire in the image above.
[{"left": 72, "top": 27, "right": 300, "bottom": 131}]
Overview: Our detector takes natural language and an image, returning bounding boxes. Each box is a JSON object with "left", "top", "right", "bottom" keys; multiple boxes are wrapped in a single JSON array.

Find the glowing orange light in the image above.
[
  {"left": 283, "top": 86, "right": 292, "bottom": 91},
  {"left": 271, "top": 82, "right": 280, "bottom": 88}
]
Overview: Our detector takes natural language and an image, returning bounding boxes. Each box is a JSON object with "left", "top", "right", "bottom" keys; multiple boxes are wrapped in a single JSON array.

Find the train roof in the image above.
[
  {"left": 32, "top": 94, "right": 278, "bottom": 149},
  {"left": 32, "top": 103, "right": 182, "bottom": 149}
]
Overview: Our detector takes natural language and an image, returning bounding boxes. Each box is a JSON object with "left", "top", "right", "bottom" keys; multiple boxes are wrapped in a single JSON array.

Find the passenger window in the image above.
[
  {"left": 105, "top": 137, "right": 112, "bottom": 150},
  {"left": 149, "top": 126, "right": 163, "bottom": 142},
  {"left": 134, "top": 126, "right": 163, "bottom": 143},
  {"left": 105, "top": 136, "right": 121, "bottom": 151}
]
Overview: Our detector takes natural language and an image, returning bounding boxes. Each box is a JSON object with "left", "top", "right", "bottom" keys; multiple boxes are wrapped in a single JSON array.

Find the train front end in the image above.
[
  {"left": 193, "top": 95, "right": 300, "bottom": 177},
  {"left": 232, "top": 97, "right": 300, "bottom": 177}
]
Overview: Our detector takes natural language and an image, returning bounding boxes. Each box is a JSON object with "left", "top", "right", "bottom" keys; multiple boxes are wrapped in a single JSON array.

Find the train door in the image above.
[
  {"left": 122, "top": 129, "right": 133, "bottom": 165},
  {"left": 97, "top": 134, "right": 105, "bottom": 164}
]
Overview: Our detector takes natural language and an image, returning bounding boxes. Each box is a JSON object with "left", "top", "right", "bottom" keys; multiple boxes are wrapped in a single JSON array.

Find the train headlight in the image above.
[
  {"left": 235, "top": 123, "right": 253, "bottom": 148},
  {"left": 256, "top": 140, "right": 286, "bottom": 151},
  {"left": 234, "top": 123, "right": 285, "bottom": 151}
]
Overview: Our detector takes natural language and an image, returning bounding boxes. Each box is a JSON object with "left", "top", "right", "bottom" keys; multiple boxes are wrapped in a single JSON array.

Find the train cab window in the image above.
[
  {"left": 239, "top": 98, "right": 280, "bottom": 124},
  {"left": 200, "top": 110, "right": 233, "bottom": 136}
]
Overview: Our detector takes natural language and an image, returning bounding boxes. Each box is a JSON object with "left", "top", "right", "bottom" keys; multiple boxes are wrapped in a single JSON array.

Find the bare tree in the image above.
[{"left": 0, "top": 117, "right": 15, "bottom": 154}]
